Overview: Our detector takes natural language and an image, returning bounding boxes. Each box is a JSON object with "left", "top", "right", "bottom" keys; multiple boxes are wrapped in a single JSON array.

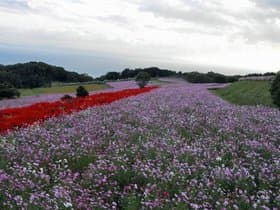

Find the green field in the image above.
[
  {"left": 20, "top": 83, "right": 110, "bottom": 96},
  {"left": 150, "top": 79, "right": 172, "bottom": 85},
  {"left": 213, "top": 80, "right": 275, "bottom": 107}
]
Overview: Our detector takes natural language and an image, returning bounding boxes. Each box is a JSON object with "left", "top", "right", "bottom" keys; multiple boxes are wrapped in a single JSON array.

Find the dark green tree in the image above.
[
  {"left": 270, "top": 71, "right": 280, "bottom": 107},
  {"left": 0, "top": 83, "right": 20, "bottom": 100},
  {"left": 105, "top": 72, "right": 121, "bottom": 80},
  {"left": 121, "top": 69, "right": 136, "bottom": 79},
  {"left": 135, "top": 72, "right": 151, "bottom": 88},
  {"left": 0, "top": 62, "right": 94, "bottom": 89},
  {"left": 76, "top": 86, "right": 89, "bottom": 97}
]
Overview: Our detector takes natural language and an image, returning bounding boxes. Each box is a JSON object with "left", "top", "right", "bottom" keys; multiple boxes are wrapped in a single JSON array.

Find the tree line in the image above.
[
  {"left": 0, "top": 62, "right": 93, "bottom": 89},
  {"left": 95, "top": 67, "right": 177, "bottom": 81},
  {"left": 244, "top": 72, "right": 276, "bottom": 77},
  {"left": 182, "top": 71, "right": 239, "bottom": 83},
  {"left": 96, "top": 67, "right": 239, "bottom": 83}
]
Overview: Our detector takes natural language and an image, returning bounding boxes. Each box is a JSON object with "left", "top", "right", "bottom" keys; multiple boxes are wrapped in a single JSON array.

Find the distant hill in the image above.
[{"left": 0, "top": 62, "right": 94, "bottom": 89}]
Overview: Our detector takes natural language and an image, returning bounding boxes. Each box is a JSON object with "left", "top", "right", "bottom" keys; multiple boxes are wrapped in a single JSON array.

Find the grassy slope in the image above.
[
  {"left": 20, "top": 83, "right": 110, "bottom": 96},
  {"left": 150, "top": 79, "right": 171, "bottom": 85},
  {"left": 213, "top": 80, "right": 275, "bottom": 107}
]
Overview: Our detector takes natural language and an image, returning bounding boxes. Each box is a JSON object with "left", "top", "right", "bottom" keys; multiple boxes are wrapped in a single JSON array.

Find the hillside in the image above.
[
  {"left": 0, "top": 62, "right": 93, "bottom": 89},
  {"left": 213, "top": 80, "right": 275, "bottom": 107}
]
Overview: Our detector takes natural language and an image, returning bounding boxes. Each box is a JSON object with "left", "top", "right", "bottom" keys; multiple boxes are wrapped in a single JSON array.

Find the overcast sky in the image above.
[{"left": 0, "top": 0, "right": 279, "bottom": 76}]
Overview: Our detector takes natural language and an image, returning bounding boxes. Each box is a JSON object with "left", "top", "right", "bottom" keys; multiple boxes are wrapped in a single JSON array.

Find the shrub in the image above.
[
  {"left": 0, "top": 83, "right": 20, "bottom": 100},
  {"left": 270, "top": 71, "right": 280, "bottom": 107},
  {"left": 135, "top": 72, "right": 151, "bottom": 88},
  {"left": 61, "top": 94, "right": 73, "bottom": 101},
  {"left": 76, "top": 86, "right": 89, "bottom": 97}
]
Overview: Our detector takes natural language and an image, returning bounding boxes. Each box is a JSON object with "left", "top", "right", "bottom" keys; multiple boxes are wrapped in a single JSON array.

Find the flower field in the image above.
[
  {"left": 0, "top": 81, "right": 139, "bottom": 110},
  {"left": 0, "top": 80, "right": 279, "bottom": 209},
  {"left": 0, "top": 86, "right": 157, "bottom": 134}
]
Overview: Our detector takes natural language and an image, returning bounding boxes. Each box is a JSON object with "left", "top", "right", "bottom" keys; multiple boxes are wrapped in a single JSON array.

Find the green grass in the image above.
[
  {"left": 19, "top": 83, "right": 110, "bottom": 96},
  {"left": 150, "top": 79, "right": 171, "bottom": 85},
  {"left": 213, "top": 80, "right": 275, "bottom": 107}
]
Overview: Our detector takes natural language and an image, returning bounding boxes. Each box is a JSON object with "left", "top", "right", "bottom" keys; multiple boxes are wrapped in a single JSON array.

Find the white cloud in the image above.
[{"left": 0, "top": 0, "right": 279, "bottom": 73}]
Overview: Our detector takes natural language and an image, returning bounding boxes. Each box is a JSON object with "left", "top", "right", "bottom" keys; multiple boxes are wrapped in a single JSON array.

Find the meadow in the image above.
[
  {"left": 0, "top": 80, "right": 279, "bottom": 209},
  {"left": 213, "top": 80, "right": 275, "bottom": 107},
  {"left": 18, "top": 80, "right": 166, "bottom": 97},
  {"left": 19, "top": 83, "right": 110, "bottom": 96}
]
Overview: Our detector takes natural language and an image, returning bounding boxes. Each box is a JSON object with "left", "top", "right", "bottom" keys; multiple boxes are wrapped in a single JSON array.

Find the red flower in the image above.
[{"left": 0, "top": 86, "right": 158, "bottom": 134}]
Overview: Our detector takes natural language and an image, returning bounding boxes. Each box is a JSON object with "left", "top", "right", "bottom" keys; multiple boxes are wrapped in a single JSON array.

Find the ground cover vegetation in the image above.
[
  {"left": 0, "top": 86, "right": 157, "bottom": 134},
  {"left": 19, "top": 83, "right": 109, "bottom": 97},
  {"left": 0, "top": 81, "right": 279, "bottom": 209},
  {"left": 213, "top": 80, "right": 275, "bottom": 107}
]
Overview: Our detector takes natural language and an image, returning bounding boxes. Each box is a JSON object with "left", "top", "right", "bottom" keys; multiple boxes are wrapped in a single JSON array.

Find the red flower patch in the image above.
[{"left": 0, "top": 86, "right": 158, "bottom": 134}]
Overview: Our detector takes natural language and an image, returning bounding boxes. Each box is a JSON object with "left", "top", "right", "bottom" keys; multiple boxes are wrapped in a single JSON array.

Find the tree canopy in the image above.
[
  {"left": 96, "top": 67, "right": 177, "bottom": 81},
  {"left": 0, "top": 62, "right": 94, "bottom": 89},
  {"left": 182, "top": 72, "right": 239, "bottom": 83},
  {"left": 135, "top": 72, "right": 151, "bottom": 88}
]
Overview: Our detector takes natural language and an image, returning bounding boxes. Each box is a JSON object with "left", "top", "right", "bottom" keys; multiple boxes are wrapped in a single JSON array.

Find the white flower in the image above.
[{"left": 64, "top": 202, "right": 73, "bottom": 208}]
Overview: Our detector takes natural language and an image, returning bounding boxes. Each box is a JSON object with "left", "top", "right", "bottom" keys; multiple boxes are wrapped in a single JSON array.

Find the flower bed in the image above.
[
  {"left": 0, "top": 86, "right": 157, "bottom": 133},
  {"left": 0, "top": 80, "right": 140, "bottom": 110},
  {"left": 0, "top": 82, "right": 279, "bottom": 209}
]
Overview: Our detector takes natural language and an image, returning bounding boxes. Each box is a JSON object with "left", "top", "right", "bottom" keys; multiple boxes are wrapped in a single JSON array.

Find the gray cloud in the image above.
[
  {"left": 140, "top": 0, "right": 280, "bottom": 45},
  {"left": 140, "top": 1, "right": 232, "bottom": 27},
  {"left": 0, "top": 0, "right": 29, "bottom": 10},
  {"left": 252, "top": 0, "right": 280, "bottom": 9},
  {"left": 239, "top": 21, "right": 280, "bottom": 44},
  {"left": 0, "top": 0, "right": 279, "bottom": 73},
  {"left": 96, "top": 15, "right": 130, "bottom": 26},
  {"left": 233, "top": 7, "right": 280, "bottom": 44}
]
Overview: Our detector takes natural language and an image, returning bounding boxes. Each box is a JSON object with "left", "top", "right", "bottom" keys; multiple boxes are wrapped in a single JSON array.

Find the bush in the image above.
[
  {"left": 61, "top": 94, "right": 73, "bottom": 101},
  {"left": 270, "top": 71, "right": 280, "bottom": 107},
  {"left": 0, "top": 83, "right": 20, "bottom": 100},
  {"left": 135, "top": 72, "right": 151, "bottom": 88},
  {"left": 76, "top": 86, "right": 89, "bottom": 97}
]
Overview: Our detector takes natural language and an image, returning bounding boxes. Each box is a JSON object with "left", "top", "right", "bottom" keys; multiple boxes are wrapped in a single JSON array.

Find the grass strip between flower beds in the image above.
[{"left": 0, "top": 86, "right": 158, "bottom": 134}]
